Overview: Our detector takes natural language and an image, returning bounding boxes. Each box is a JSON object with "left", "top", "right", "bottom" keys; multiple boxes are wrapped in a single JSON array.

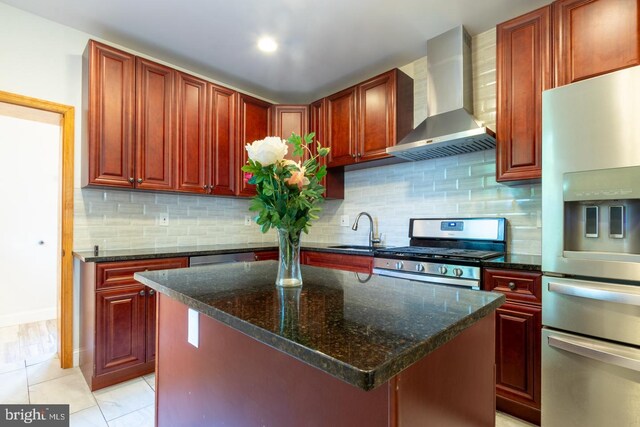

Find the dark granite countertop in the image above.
[
  {"left": 134, "top": 262, "right": 504, "bottom": 391},
  {"left": 73, "top": 242, "right": 376, "bottom": 263},
  {"left": 481, "top": 254, "right": 542, "bottom": 271}
]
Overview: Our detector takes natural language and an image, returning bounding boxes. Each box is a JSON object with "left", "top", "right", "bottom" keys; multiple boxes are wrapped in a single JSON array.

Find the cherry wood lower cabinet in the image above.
[
  {"left": 484, "top": 268, "right": 542, "bottom": 425},
  {"left": 80, "top": 257, "right": 188, "bottom": 391},
  {"left": 301, "top": 251, "right": 373, "bottom": 273},
  {"left": 155, "top": 294, "right": 496, "bottom": 427}
]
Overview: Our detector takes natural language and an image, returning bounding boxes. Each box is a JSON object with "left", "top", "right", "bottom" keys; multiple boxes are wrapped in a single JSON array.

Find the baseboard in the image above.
[{"left": 0, "top": 307, "right": 56, "bottom": 328}]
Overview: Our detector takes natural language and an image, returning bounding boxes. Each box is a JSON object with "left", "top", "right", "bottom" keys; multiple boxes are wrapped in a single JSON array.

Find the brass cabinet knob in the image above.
[
  {"left": 128, "top": 177, "right": 134, "bottom": 183},
  {"left": 139, "top": 290, "right": 146, "bottom": 296},
  {"left": 508, "top": 282, "right": 517, "bottom": 291}
]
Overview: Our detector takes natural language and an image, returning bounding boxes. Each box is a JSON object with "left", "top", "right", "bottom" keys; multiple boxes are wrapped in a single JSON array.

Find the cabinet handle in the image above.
[
  {"left": 508, "top": 281, "right": 517, "bottom": 291},
  {"left": 137, "top": 178, "right": 143, "bottom": 184},
  {"left": 139, "top": 290, "right": 146, "bottom": 296},
  {"left": 128, "top": 177, "right": 134, "bottom": 183},
  {"left": 148, "top": 289, "right": 155, "bottom": 296}
]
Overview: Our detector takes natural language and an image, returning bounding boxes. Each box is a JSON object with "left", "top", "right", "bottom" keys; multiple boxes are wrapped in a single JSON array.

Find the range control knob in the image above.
[
  {"left": 453, "top": 268, "right": 464, "bottom": 277},
  {"left": 415, "top": 263, "right": 425, "bottom": 272},
  {"left": 395, "top": 261, "right": 404, "bottom": 270},
  {"left": 439, "top": 266, "right": 448, "bottom": 275}
]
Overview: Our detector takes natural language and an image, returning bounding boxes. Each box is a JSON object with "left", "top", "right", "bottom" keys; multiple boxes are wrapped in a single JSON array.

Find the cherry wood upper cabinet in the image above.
[
  {"left": 309, "top": 99, "right": 344, "bottom": 199},
  {"left": 271, "top": 105, "right": 309, "bottom": 161},
  {"left": 84, "top": 40, "right": 136, "bottom": 188},
  {"left": 208, "top": 84, "right": 236, "bottom": 196},
  {"left": 174, "top": 72, "right": 208, "bottom": 193},
  {"left": 358, "top": 69, "right": 414, "bottom": 162},
  {"left": 326, "top": 86, "right": 358, "bottom": 167},
  {"left": 496, "top": 6, "right": 552, "bottom": 183},
  {"left": 237, "top": 93, "right": 272, "bottom": 197},
  {"left": 135, "top": 58, "right": 175, "bottom": 190},
  {"left": 325, "top": 69, "right": 413, "bottom": 168},
  {"left": 554, "top": 0, "right": 640, "bottom": 86}
]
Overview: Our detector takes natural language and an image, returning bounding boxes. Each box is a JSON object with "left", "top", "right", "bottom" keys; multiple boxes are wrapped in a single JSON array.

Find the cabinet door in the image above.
[
  {"left": 237, "top": 94, "right": 272, "bottom": 197},
  {"left": 271, "top": 105, "right": 309, "bottom": 161},
  {"left": 496, "top": 6, "right": 551, "bottom": 183},
  {"left": 208, "top": 84, "right": 236, "bottom": 196},
  {"left": 146, "top": 288, "right": 157, "bottom": 363},
  {"left": 301, "top": 251, "right": 372, "bottom": 273},
  {"left": 326, "top": 87, "right": 357, "bottom": 167},
  {"left": 495, "top": 302, "right": 542, "bottom": 424},
  {"left": 95, "top": 286, "right": 146, "bottom": 375},
  {"left": 135, "top": 58, "right": 174, "bottom": 190},
  {"left": 554, "top": 0, "right": 640, "bottom": 86},
  {"left": 310, "top": 99, "right": 344, "bottom": 199},
  {"left": 175, "top": 72, "right": 208, "bottom": 193},
  {"left": 86, "top": 40, "right": 135, "bottom": 187},
  {"left": 357, "top": 71, "right": 395, "bottom": 162}
]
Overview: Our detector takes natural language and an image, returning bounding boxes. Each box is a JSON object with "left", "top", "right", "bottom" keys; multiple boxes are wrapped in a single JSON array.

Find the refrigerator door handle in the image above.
[
  {"left": 547, "top": 280, "right": 640, "bottom": 306},
  {"left": 548, "top": 334, "right": 640, "bottom": 373}
]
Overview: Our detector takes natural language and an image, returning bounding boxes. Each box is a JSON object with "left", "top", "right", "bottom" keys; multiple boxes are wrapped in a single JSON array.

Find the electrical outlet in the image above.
[
  {"left": 340, "top": 215, "right": 350, "bottom": 227},
  {"left": 244, "top": 216, "right": 253, "bottom": 226},
  {"left": 159, "top": 215, "right": 169, "bottom": 226}
]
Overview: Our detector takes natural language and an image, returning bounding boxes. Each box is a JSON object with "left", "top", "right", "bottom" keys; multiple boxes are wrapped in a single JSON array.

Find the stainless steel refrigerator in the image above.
[{"left": 541, "top": 65, "right": 640, "bottom": 426}]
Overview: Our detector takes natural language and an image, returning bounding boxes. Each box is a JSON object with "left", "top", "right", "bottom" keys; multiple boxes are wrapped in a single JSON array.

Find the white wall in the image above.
[{"left": 0, "top": 111, "right": 60, "bottom": 327}]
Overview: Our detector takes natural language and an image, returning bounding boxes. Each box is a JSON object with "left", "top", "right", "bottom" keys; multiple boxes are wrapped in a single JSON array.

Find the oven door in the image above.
[
  {"left": 542, "top": 328, "right": 640, "bottom": 427},
  {"left": 372, "top": 268, "right": 480, "bottom": 290}
]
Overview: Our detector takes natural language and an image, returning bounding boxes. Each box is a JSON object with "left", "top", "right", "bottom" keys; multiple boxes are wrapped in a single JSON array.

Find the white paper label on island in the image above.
[{"left": 188, "top": 308, "right": 199, "bottom": 348}]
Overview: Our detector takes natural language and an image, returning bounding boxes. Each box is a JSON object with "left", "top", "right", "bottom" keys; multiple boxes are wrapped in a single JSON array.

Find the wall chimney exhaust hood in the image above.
[{"left": 387, "top": 26, "right": 496, "bottom": 161}]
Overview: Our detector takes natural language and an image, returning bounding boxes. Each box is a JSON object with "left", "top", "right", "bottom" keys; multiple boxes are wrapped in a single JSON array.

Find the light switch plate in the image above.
[
  {"left": 159, "top": 215, "right": 169, "bottom": 226},
  {"left": 244, "top": 216, "right": 253, "bottom": 226},
  {"left": 187, "top": 308, "right": 199, "bottom": 348},
  {"left": 340, "top": 215, "right": 350, "bottom": 227}
]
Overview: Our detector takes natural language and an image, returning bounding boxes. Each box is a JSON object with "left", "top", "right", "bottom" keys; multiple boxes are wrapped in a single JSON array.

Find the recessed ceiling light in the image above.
[{"left": 257, "top": 36, "right": 278, "bottom": 53}]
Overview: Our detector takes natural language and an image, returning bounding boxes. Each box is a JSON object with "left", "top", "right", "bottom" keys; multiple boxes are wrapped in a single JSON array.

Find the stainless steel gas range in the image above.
[{"left": 373, "top": 217, "right": 506, "bottom": 289}]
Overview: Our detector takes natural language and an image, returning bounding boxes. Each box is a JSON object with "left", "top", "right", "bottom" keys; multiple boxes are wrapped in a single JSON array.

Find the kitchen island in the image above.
[{"left": 135, "top": 261, "right": 504, "bottom": 426}]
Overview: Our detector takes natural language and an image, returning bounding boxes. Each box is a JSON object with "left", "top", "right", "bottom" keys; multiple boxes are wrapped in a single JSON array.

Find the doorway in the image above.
[{"left": 0, "top": 91, "right": 74, "bottom": 369}]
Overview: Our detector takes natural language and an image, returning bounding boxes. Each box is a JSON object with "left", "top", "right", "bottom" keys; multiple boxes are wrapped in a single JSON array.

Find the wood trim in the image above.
[{"left": 0, "top": 90, "right": 75, "bottom": 369}]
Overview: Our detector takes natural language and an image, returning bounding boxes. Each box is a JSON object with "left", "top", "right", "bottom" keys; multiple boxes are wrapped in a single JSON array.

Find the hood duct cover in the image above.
[{"left": 387, "top": 26, "right": 496, "bottom": 161}]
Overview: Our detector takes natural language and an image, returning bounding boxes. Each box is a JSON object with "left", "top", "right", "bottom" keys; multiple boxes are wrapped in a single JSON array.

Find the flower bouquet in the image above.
[{"left": 242, "top": 133, "right": 330, "bottom": 287}]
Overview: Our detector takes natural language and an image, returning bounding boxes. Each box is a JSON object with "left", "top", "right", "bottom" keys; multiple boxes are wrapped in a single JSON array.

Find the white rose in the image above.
[{"left": 246, "top": 136, "right": 288, "bottom": 166}]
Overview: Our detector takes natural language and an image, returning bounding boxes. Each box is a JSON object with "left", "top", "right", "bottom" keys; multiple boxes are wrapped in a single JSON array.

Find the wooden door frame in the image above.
[{"left": 0, "top": 90, "right": 74, "bottom": 369}]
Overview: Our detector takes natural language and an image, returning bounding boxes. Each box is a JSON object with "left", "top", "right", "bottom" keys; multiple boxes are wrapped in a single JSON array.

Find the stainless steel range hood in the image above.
[{"left": 387, "top": 26, "right": 496, "bottom": 161}]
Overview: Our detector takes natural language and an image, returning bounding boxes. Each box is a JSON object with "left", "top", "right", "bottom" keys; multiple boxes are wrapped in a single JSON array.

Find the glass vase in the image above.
[{"left": 276, "top": 228, "right": 303, "bottom": 287}]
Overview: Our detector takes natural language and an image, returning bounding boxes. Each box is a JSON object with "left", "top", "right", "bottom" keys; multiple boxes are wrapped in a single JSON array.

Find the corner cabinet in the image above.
[
  {"left": 271, "top": 105, "right": 309, "bottom": 161},
  {"left": 483, "top": 268, "right": 542, "bottom": 425},
  {"left": 80, "top": 257, "right": 188, "bottom": 391},
  {"left": 236, "top": 94, "right": 272, "bottom": 197},
  {"left": 496, "top": 6, "right": 552, "bottom": 183},
  {"left": 554, "top": 0, "right": 640, "bottom": 86},
  {"left": 325, "top": 69, "right": 414, "bottom": 168}
]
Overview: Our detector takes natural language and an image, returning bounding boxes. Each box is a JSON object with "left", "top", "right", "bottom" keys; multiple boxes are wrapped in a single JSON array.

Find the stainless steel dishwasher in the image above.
[{"left": 189, "top": 252, "right": 256, "bottom": 267}]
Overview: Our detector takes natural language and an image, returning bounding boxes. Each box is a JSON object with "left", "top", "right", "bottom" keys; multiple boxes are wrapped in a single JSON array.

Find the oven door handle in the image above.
[
  {"left": 548, "top": 334, "right": 640, "bottom": 373},
  {"left": 547, "top": 280, "right": 640, "bottom": 306}
]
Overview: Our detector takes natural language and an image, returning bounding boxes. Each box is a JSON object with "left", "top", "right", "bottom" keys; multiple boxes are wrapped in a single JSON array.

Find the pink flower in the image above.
[
  {"left": 286, "top": 163, "right": 310, "bottom": 190},
  {"left": 244, "top": 172, "right": 253, "bottom": 183}
]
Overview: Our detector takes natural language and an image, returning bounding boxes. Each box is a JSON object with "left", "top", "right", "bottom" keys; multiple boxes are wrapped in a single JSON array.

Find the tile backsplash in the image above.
[{"left": 73, "top": 28, "right": 542, "bottom": 255}]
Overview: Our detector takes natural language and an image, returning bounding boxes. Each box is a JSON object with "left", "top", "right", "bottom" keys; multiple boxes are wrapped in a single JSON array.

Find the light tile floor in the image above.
[{"left": 1, "top": 321, "right": 535, "bottom": 426}]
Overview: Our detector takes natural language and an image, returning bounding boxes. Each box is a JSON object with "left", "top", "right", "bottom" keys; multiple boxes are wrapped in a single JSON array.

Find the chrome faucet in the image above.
[{"left": 351, "top": 212, "right": 381, "bottom": 248}]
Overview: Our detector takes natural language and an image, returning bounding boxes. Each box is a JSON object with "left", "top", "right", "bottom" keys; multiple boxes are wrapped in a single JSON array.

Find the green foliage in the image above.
[{"left": 243, "top": 133, "right": 330, "bottom": 238}]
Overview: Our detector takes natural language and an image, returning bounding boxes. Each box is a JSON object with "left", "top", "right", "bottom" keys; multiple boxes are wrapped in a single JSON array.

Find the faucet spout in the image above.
[{"left": 351, "top": 212, "right": 381, "bottom": 248}]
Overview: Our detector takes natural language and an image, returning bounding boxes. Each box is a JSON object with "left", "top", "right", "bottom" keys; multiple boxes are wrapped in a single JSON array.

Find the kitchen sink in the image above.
[{"left": 327, "top": 245, "right": 376, "bottom": 251}]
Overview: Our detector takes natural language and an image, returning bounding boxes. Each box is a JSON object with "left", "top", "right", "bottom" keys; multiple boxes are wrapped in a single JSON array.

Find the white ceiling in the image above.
[{"left": 2, "top": 0, "right": 551, "bottom": 103}]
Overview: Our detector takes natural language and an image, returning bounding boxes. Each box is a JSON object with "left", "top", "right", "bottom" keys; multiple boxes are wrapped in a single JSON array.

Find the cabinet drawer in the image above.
[
  {"left": 301, "top": 251, "right": 372, "bottom": 273},
  {"left": 484, "top": 268, "right": 542, "bottom": 305},
  {"left": 96, "top": 257, "right": 188, "bottom": 290}
]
